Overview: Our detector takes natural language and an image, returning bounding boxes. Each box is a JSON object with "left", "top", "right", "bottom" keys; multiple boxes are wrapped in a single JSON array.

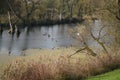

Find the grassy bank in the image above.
[
  {"left": 0, "top": 48, "right": 120, "bottom": 80},
  {"left": 86, "top": 69, "right": 120, "bottom": 80}
]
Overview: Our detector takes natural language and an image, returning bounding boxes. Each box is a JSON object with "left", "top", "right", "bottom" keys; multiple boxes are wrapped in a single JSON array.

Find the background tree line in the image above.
[{"left": 0, "top": 0, "right": 120, "bottom": 26}]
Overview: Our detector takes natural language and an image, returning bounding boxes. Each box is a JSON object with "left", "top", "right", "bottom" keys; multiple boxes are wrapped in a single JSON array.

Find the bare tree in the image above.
[
  {"left": 69, "top": 23, "right": 110, "bottom": 57},
  {"left": 69, "top": 25, "right": 97, "bottom": 57},
  {"left": 6, "top": 0, "right": 40, "bottom": 26},
  {"left": 8, "top": 11, "right": 15, "bottom": 35}
]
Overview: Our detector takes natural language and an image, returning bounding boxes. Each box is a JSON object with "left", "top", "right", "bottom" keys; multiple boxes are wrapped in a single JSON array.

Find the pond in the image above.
[
  {"left": 0, "top": 20, "right": 112, "bottom": 55},
  {"left": 0, "top": 24, "right": 81, "bottom": 55}
]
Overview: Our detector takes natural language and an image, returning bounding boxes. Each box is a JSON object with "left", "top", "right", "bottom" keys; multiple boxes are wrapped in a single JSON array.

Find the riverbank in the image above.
[
  {"left": 0, "top": 14, "right": 99, "bottom": 28},
  {"left": 0, "top": 18, "right": 83, "bottom": 28},
  {"left": 0, "top": 48, "right": 78, "bottom": 79},
  {"left": 0, "top": 48, "right": 81, "bottom": 77},
  {"left": 0, "top": 47, "right": 120, "bottom": 80}
]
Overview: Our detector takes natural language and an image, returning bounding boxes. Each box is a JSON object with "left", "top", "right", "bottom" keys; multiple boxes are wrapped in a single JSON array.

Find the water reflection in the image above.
[
  {"left": 0, "top": 21, "right": 112, "bottom": 55},
  {"left": 0, "top": 24, "right": 80, "bottom": 55}
]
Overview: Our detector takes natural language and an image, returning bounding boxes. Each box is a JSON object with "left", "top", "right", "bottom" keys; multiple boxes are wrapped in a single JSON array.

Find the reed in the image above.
[{"left": 1, "top": 49, "right": 120, "bottom": 80}]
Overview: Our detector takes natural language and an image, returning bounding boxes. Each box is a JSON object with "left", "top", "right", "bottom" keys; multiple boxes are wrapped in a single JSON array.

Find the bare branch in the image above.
[
  {"left": 90, "top": 27, "right": 109, "bottom": 54},
  {"left": 68, "top": 47, "right": 86, "bottom": 58},
  {"left": 90, "top": 29, "right": 98, "bottom": 41},
  {"left": 6, "top": 0, "right": 24, "bottom": 21},
  {"left": 98, "top": 26, "right": 106, "bottom": 40},
  {"left": 101, "top": 33, "right": 107, "bottom": 39}
]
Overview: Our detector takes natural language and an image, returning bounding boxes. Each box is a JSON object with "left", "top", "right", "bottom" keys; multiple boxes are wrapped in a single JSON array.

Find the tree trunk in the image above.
[
  {"left": 70, "top": 7, "right": 73, "bottom": 20},
  {"left": 8, "top": 11, "right": 13, "bottom": 31},
  {"left": 59, "top": 13, "right": 62, "bottom": 21},
  {"left": 78, "top": 5, "right": 83, "bottom": 19},
  {"left": 118, "top": 0, "right": 120, "bottom": 19}
]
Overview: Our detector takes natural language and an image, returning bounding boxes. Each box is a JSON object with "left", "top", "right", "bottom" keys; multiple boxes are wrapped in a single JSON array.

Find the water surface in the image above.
[
  {"left": 0, "top": 20, "right": 112, "bottom": 55},
  {"left": 0, "top": 24, "right": 80, "bottom": 55}
]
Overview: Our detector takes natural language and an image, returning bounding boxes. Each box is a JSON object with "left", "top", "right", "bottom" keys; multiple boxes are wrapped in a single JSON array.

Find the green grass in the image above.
[{"left": 86, "top": 69, "right": 120, "bottom": 80}]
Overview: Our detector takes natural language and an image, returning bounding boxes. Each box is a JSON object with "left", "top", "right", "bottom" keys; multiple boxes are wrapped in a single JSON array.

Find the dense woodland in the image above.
[{"left": 0, "top": 0, "right": 120, "bottom": 26}]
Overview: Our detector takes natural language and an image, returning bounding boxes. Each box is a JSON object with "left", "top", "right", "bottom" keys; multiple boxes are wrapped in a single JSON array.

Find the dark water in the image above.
[{"left": 0, "top": 24, "right": 80, "bottom": 55}]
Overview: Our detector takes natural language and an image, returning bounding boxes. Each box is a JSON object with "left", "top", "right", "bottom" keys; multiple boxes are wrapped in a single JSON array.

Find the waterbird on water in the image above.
[
  {"left": 76, "top": 33, "right": 80, "bottom": 36},
  {"left": 48, "top": 34, "right": 50, "bottom": 37},
  {"left": 8, "top": 51, "right": 11, "bottom": 56}
]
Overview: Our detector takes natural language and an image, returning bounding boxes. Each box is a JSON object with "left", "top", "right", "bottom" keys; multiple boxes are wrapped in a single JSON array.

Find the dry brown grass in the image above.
[{"left": 1, "top": 48, "right": 120, "bottom": 80}]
